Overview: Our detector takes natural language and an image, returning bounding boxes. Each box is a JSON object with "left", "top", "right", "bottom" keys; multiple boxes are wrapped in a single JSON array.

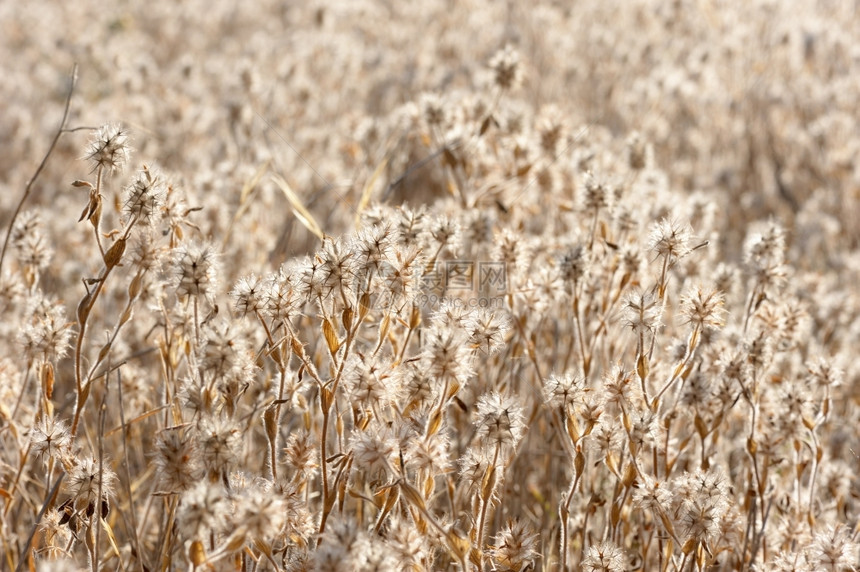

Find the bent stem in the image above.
[{"left": 0, "top": 64, "right": 78, "bottom": 277}]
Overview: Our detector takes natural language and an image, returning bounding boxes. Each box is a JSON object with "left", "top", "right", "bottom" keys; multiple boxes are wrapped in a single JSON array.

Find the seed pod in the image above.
[
  {"left": 128, "top": 271, "right": 144, "bottom": 299},
  {"left": 566, "top": 414, "right": 581, "bottom": 444},
  {"left": 359, "top": 292, "right": 372, "bottom": 320},
  {"left": 481, "top": 464, "right": 497, "bottom": 502},
  {"left": 694, "top": 413, "right": 708, "bottom": 439},
  {"left": 41, "top": 362, "right": 54, "bottom": 400},
  {"left": 103, "top": 237, "right": 127, "bottom": 269},
  {"left": 426, "top": 409, "right": 443, "bottom": 437},
  {"left": 574, "top": 450, "right": 585, "bottom": 477},
  {"left": 445, "top": 529, "right": 470, "bottom": 561},
  {"left": 322, "top": 318, "right": 339, "bottom": 354},
  {"left": 610, "top": 501, "right": 622, "bottom": 527},
  {"left": 410, "top": 303, "right": 421, "bottom": 329},
  {"left": 637, "top": 353, "right": 650, "bottom": 381},
  {"left": 399, "top": 481, "right": 426, "bottom": 512},
  {"left": 263, "top": 404, "right": 278, "bottom": 445}
]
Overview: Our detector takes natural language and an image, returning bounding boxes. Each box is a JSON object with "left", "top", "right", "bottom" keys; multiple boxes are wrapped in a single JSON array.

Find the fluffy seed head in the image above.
[
  {"left": 649, "top": 218, "right": 692, "bottom": 260},
  {"left": 421, "top": 325, "right": 473, "bottom": 385},
  {"left": 491, "top": 520, "right": 540, "bottom": 571},
  {"left": 197, "top": 415, "right": 241, "bottom": 479},
  {"left": 466, "top": 308, "right": 511, "bottom": 355},
  {"left": 177, "top": 480, "right": 227, "bottom": 539},
  {"left": 230, "top": 273, "right": 265, "bottom": 318},
  {"left": 20, "top": 300, "right": 72, "bottom": 363},
  {"left": 85, "top": 123, "right": 132, "bottom": 174},
  {"left": 66, "top": 456, "right": 117, "bottom": 506},
  {"left": 557, "top": 244, "right": 591, "bottom": 292},
  {"left": 489, "top": 45, "right": 523, "bottom": 90},
  {"left": 582, "top": 540, "right": 626, "bottom": 572},
  {"left": 123, "top": 164, "right": 166, "bottom": 227},
  {"left": 474, "top": 391, "right": 526, "bottom": 452},
  {"left": 29, "top": 415, "right": 71, "bottom": 462},
  {"left": 544, "top": 371, "right": 586, "bottom": 411},
  {"left": 350, "top": 425, "right": 398, "bottom": 476},
  {"left": 171, "top": 242, "right": 219, "bottom": 300},
  {"left": 807, "top": 524, "right": 857, "bottom": 570},
  {"left": 675, "top": 469, "right": 730, "bottom": 543},
  {"left": 622, "top": 287, "right": 662, "bottom": 335},
  {"left": 680, "top": 284, "right": 726, "bottom": 331},
  {"left": 153, "top": 427, "right": 200, "bottom": 493}
]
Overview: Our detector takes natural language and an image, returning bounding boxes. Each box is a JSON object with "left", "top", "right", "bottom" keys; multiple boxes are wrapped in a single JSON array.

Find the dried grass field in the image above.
[{"left": 2, "top": 1, "right": 860, "bottom": 570}]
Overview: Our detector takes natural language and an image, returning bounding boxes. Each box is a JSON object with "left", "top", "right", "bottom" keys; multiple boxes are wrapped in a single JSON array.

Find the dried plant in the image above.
[{"left": 2, "top": 2, "right": 860, "bottom": 571}]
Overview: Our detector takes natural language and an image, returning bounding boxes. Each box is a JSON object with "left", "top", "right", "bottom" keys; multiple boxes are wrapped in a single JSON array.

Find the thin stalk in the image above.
[
  {"left": 93, "top": 389, "right": 108, "bottom": 572},
  {"left": 14, "top": 472, "right": 65, "bottom": 572},
  {"left": 0, "top": 64, "right": 78, "bottom": 276},
  {"left": 650, "top": 325, "right": 700, "bottom": 410},
  {"left": 317, "top": 317, "right": 359, "bottom": 538},
  {"left": 117, "top": 369, "right": 145, "bottom": 572},
  {"left": 572, "top": 293, "right": 589, "bottom": 375},
  {"left": 475, "top": 445, "right": 501, "bottom": 571}
]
